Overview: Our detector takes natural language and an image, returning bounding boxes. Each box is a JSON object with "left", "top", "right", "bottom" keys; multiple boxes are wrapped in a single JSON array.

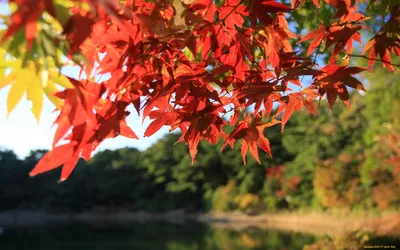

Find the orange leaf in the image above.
[
  {"left": 241, "top": 140, "right": 249, "bottom": 165},
  {"left": 29, "top": 144, "right": 74, "bottom": 177},
  {"left": 60, "top": 155, "right": 80, "bottom": 182},
  {"left": 258, "top": 132, "right": 272, "bottom": 157},
  {"left": 282, "top": 94, "right": 303, "bottom": 131},
  {"left": 119, "top": 121, "right": 139, "bottom": 139},
  {"left": 303, "top": 98, "right": 317, "bottom": 115},
  {"left": 144, "top": 117, "right": 166, "bottom": 137},
  {"left": 297, "top": 25, "right": 326, "bottom": 56}
]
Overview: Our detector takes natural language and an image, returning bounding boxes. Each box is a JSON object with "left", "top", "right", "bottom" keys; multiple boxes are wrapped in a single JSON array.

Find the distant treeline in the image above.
[{"left": 0, "top": 71, "right": 399, "bottom": 213}]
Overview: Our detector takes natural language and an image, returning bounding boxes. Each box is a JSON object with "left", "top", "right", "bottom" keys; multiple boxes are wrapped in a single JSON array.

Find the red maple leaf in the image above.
[{"left": 314, "top": 64, "right": 366, "bottom": 108}]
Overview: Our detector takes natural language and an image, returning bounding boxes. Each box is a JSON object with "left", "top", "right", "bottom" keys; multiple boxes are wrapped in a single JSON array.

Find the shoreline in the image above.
[{"left": 0, "top": 209, "right": 399, "bottom": 237}]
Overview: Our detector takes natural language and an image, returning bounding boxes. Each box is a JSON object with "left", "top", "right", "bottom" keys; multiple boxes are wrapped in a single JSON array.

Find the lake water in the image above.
[{"left": 0, "top": 222, "right": 318, "bottom": 250}]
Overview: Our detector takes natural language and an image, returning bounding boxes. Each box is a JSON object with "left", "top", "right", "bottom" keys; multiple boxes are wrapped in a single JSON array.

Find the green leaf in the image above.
[
  {"left": 41, "top": 31, "right": 57, "bottom": 57},
  {"left": 184, "top": 47, "right": 195, "bottom": 61},
  {"left": 53, "top": 0, "right": 72, "bottom": 26}
]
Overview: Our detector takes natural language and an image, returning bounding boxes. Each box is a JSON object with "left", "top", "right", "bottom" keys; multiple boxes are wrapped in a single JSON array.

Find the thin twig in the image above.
[{"left": 345, "top": 52, "right": 400, "bottom": 68}]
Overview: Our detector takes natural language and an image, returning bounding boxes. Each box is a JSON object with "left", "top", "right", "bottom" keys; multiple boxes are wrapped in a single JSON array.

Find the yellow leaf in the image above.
[
  {"left": 50, "top": 70, "right": 74, "bottom": 89},
  {"left": 41, "top": 70, "right": 49, "bottom": 87},
  {"left": 7, "top": 69, "right": 29, "bottom": 115},
  {"left": 43, "top": 80, "right": 62, "bottom": 109},
  {"left": 0, "top": 48, "right": 22, "bottom": 69},
  {"left": 0, "top": 74, "right": 15, "bottom": 88},
  {"left": 0, "top": 60, "right": 21, "bottom": 69},
  {"left": 27, "top": 71, "right": 43, "bottom": 122}
]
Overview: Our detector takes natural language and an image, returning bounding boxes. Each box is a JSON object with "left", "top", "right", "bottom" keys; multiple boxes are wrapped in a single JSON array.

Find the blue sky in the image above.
[{"left": 0, "top": 3, "right": 169, "bottom": 159}]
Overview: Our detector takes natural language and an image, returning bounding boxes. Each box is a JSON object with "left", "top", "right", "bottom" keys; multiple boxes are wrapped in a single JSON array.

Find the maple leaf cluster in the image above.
[{"left": 0, "top": 0, "right": 399, "bottom": 181}]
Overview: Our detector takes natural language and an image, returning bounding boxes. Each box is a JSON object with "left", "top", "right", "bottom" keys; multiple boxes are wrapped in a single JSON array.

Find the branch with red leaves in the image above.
[{"left": 0, "top": 0, "right": 398, "bottom": 181}]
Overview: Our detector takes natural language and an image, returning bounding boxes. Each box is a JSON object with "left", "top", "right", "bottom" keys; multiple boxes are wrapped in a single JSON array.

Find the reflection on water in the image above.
[{"left": 0, "top": 222, "right": 317, "bottom": 250}]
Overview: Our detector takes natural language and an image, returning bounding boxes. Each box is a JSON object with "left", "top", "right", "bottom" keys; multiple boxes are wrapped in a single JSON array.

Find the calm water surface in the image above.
[{"left": 0, "top": 222, "right": 317, "bottom": 250}]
